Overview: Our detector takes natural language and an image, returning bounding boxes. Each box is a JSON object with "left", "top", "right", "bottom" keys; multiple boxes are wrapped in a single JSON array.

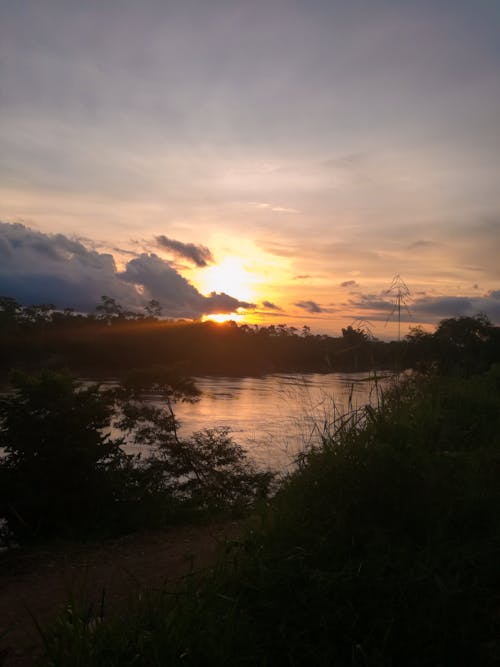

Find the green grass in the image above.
[{"left": 41, "top": 367, "right": 500, "bottom": 666}]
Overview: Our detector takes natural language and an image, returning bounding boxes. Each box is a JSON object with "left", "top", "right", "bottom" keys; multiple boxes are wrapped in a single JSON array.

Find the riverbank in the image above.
[
  {"left": 38, "top": 367, "right": 500, "bottom": 665},
  {"left": 0, "top": 520, "right": 242, "bottom": 666},
  {"left": 0, "top": 315, "right": 400, "bottom": 377}
]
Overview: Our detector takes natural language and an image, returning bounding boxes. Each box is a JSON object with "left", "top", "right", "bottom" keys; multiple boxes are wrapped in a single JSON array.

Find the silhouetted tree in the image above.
[
  {"left": 0, "top": 371, "right": 127, "bottom": 538},
  {"left": 341, "top": 325, "right": 371, "bottom": 346},
  {"left": 95, "top": 295, "right": 124, "bottom": 323},
  {"left": 434, "top": 314, "right": 495, "bottom": 375},
  {"left": 144, "top": 299, "right": 162, "bottom": 319}
]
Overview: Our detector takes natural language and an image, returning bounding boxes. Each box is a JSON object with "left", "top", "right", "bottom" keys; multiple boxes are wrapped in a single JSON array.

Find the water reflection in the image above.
[
  {"left": 0, "top": 372, "right": 389, "bottom": 473},
  {"left": 172, "top": 373, "right": 387, "bottom": 472}
]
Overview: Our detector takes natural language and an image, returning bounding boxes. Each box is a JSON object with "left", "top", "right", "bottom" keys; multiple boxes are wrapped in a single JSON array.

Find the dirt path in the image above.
[{"left": 0, "top": 520, "right": 242, "bottom": 666}]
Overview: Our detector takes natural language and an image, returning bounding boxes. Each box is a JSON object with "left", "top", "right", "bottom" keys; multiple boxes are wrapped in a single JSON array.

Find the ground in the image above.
[{"left": 0, "top": 520, "right": 241, "bottom": 666}]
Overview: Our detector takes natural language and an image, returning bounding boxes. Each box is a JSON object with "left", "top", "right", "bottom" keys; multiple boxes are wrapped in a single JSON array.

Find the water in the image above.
[
  {"left": 170, "top": 372, "right": 388, "bottom": 471},
  {"left": 1, "top": 372, "right": 389, "bottom": 472},
  {"left": 0, "top": 371, "right": 388, "bottom": 546}
]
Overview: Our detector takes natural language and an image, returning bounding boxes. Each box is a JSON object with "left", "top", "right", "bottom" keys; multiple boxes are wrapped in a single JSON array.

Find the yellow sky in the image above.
[{"left": 1, "top": 1, "right": 500, "bottom": 336}]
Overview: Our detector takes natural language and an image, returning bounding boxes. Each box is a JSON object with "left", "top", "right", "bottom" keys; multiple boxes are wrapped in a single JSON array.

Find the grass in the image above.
[{"left": 41, "top": 366, "right": 500, "bottom": 666}]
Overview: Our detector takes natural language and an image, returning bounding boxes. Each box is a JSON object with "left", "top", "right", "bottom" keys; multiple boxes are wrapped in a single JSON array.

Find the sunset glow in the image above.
[
  {"left": 197, "top": 258, "right": 256, "bottom": 303},
  {"left": 0, "top": 1, "right": 499, "bottom": 337},
  {"left": 202, "top": 312, "right": 245, "bottom": 324}
]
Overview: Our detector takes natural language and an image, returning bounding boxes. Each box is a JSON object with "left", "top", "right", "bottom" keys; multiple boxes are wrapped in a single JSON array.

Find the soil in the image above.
[{"left": 0, "top": 520, "right": 242, "bottom": 666}]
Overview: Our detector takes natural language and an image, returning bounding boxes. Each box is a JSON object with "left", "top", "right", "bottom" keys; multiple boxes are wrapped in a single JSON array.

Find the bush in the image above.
[
  {"left": 0, "top": 370, "right": 274, "bottom": 544},
  {"left": 0, "top": 371, "right": 129, "bottom": 539},
  {"left": 40, "top": 371, "right": 500, "bottom": 666}
]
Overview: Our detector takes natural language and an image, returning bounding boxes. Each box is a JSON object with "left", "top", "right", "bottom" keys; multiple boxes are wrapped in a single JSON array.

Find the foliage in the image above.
[
  {"left": 117, "top": 366, "right": 273, "bottom": 509},
  {"left": 404, "top": 313, "right": 500, "bottom": 376},
  {"left": 94, "top": 295, "right": 124, "bottom": 322},
  {"left": 433, "top": 313, "right": 497, "bottom": 375},
  {"left": 121, "top": 365, "right": 201, "bottom": 404},
  {"left": 41, "top": 370, "right": 500, "bottom": 666},
  {"left": 151, "top": 427, "right": 274, "bottom": 509},
  {"left": 0, "top": 370, "right": 273, "bottom": 543},
  {"left": 116, "top": 400, "right": 274, "bottom": 511},
  {"left": 0, "top": 371, "right": 127, "bottom": 538},
  {"left": 1, "top": 294, "right": 499, "bottom": 375}
]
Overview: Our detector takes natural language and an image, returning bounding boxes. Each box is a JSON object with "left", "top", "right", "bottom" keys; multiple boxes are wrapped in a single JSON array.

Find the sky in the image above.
[{"left": 1, "top": 0, "right": 499, "bottom": 337}]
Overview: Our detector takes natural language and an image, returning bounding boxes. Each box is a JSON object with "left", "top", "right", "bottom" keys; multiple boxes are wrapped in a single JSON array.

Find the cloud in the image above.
[
  {"left": 205, "top": 292, "right": 255, "bottom": 314},
  {"left": 349, "top": 294, "right": 393, "bottom": 313},
  {"left": 118, "top": 253, "right": 205, "bottom": 317},
  {"left": 348, "top": 289, "right": 500, "bottom": 324},
  {"left": 262, "top": 300, "right": 282, "bottom": 311},
  {"left": 155, "top": 235, "right": 214, "bottom": 267},
  {"left": 340, "top": 280, "right": 359, "bottom": 288},
  {"left": 119, "top": 254, "right": 255, "bottom": 317},
  {"left": 0, "top": 223, "right": 253, "bottom": 318},
  {"left": 0, "top": 222, "right": 135, "bottom": 311},
  {"left": 254, "top": 203, "right": 299, "bottom": 214},
  {"left": 295, "top": 300, "right": 328, "bottom": 314},
  {"left": 256, "top": 241, "right": 299, "bottom": 258},
  {"left": 411, "top": 293, "right": 500, "bottom": 322},
  {"left": 407, "top": 240, "right": 437, "bottom": 250}
]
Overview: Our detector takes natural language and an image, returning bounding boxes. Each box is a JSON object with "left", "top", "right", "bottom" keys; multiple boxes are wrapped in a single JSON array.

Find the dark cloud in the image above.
[
  {"left": 340, "top": 280, "right": 358, "bottom": 288},
  {"left": 118, "top": 253, "right": 203, "bottom": 317},
  {"left": 205, "top": 292, "right": 255, "bottom": 314},
  {"left": 349, "top": 294, "right": 393, "bottom": 312},
  {"left": 0, "top": 223, "right": 252, "bottom": 318},
  {"left": 118, "top": 253, "right": 254, "bottom": 317},
  {"left": 111, "top": 246, "right": 140, "bottom": 257},
  {"left": 155, "top": 235, "right": 214, "bottom": 267},
  {"left": 0, "top": 222, "right": 133, "bottom": 311},
  {"left": 349, "top": 289, "right": 500, "bottom": 324},
  {"left": 293, "top": 274, "right": 310, "bottom": 280},
  {"left": 295, "top": 300, "right": 326, "bottom": 314},
  {"left": 262, "top": 300, "right": 282, "bottom": 311},
  {"left": 412, "top": 293, "right": 500, "bottom": 322}
]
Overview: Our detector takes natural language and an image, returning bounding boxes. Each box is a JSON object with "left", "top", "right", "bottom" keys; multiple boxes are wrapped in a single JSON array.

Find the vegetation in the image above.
[
  {"left": 403, "top": 313, "right": 500, "bottom": 376},
  {"left": 0, "top": 295, "right": 402, "bottom": 375},
  {"left": 36, "top": 364, "right": 500, "bottom": 665},
  {"left": 1, "top": 295, "right": 499, "bottom": 377},
  {"left": 0, "top": 368, "right": 274, "bottom": 544},
  {"left": 0, "top": 294, "right": 497, "bottom": 380},
  {"left": 2, "top": 294, "right": 500, "bottom": 664}
]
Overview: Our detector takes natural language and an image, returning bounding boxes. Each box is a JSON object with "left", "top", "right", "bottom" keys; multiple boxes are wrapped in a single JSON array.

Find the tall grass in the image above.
[{"left": 41, "top": 367, "right": 500, "bottom": 666}]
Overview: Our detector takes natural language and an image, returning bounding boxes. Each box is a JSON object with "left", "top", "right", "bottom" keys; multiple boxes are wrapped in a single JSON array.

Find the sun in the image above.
[
  {"left": 189, "top": 250, "right": 285, "bottom": 326},
  {"left": 202, "top": 312, "right": 245, "bottom": 324},
  {"left": 197, "top": 257, "right": 254, "bottom": 302}
]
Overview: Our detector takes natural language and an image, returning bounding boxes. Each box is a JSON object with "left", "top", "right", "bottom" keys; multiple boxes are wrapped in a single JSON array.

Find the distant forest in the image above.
[{"left": 1, "top": 295, "right": 499, "bottom": 376}]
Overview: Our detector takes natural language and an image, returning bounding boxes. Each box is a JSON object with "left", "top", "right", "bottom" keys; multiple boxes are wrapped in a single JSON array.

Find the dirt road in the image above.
[{"left": 0, "top": 521, "right": 241, "bottom": 666}]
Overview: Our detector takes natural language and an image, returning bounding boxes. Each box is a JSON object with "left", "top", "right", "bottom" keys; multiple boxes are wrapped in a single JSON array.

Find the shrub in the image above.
[
  {"left": 0, "top": 371, "right": 128, "bottom": 539},
  {"left": 40, "top": 371, "right": 500, "bottom": 666},
  {"left": 0, "top": 370, "right": 274, "bottom": 543}
]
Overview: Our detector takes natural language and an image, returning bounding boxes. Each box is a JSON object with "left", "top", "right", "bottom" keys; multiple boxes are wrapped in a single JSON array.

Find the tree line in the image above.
[{"left": 1, "top": 295, "right": 500, "bottom": 376}]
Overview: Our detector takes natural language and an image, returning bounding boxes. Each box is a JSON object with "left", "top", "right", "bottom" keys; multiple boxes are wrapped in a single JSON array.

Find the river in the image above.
[
  {"left": 171, "top": 372, "right": 390, "bottom": 471},
  {"left": 0, "top": 371, "right": 390, "bottom": 472}
]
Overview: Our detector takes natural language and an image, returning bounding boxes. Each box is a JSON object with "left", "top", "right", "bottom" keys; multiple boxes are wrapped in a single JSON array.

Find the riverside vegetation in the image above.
[
  {"left": 0, "top": 367, "right": 274, "bottom": 547},
  {"left": 1, "top": 304, "right": 500, "bottom": 664},
  {"left": 3, "top": 295, "right": 499, "bottom": 376},
  {"left": 37, "top": 365, "right": 500, "bottom": 666}
]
